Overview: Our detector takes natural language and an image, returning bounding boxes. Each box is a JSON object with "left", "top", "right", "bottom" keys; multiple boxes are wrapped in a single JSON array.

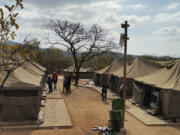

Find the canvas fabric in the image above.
[
  {"left": 64, "top": 64, "right": 94, "bottom": 72},
  {"left": 0, "top": 57, "right": 46, "bottom": 122},
  {"left": 95, "top": 58, "right": 180, "bottom": 91}
]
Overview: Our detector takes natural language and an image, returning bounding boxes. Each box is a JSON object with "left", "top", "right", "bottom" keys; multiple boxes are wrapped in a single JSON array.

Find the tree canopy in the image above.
[
  {"left": 47, "top": 20, "right": 116, "bottom": 85},
  {"left": 0, "top": 0, "right": 24, "bottom": 87}
]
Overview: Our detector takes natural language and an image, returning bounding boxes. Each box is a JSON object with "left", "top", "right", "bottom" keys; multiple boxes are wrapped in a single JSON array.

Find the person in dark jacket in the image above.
[
  {"left": 63, "top": 75, "right": 66, "bottom": 93},
  {"left": 47, "top": 76, "right": 53, "bottom": 93},
  {"left": 52, "top": 72, "right": 58, "bottom": 90},
  {"left": 102, "top": 81, "right": 108, "bottom": 101},
  {"left": 65, "top": 74, "right": 71, "bottom": 94}
]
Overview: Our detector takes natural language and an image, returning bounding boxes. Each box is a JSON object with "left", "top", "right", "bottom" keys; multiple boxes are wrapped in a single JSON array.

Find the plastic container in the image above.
[
  {"left": 108, "top": 109, "right": 122, "bottom": 131},
  {"left": 108, "top": 120, "right": 121, "bottom": 132},
  {"left": 109, "top": 109, "right": 122, "bottom": 120},
  {"left": 112, "top": 98, "right": 123, "bottom": 110}
]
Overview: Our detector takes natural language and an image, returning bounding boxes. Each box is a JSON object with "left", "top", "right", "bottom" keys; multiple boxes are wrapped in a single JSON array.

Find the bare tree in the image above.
[
  {"left": 0, "top": 53, "right": 25, "bottom": 87},
  {"left": 47, "top": 20, "right": 115, "bottom": 85},
  {"left": 0, "top": 0, "right": 24, "bottom": 87}
]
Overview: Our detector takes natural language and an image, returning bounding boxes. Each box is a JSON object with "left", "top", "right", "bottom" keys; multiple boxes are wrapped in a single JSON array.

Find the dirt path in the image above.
[{"left": 2, "top": 79, "right": 180, "bottom": 135}]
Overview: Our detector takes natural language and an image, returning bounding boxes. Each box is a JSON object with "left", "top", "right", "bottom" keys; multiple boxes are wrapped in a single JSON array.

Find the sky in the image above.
[{"left": 1, "top": 0, "right": 180, "bottom": 57}]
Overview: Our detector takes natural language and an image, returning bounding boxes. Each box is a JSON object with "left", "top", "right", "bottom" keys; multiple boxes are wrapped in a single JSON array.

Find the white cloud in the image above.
[
  {"left": 18, "top": 10, "right": 42, "bottom": 20},
  {"left": 2, "top": 0, "right": 178, "bottom": 57},
  {"left": 120, "top": 15, "right": 151, "bottom": 28},
  {"left": 90, "top": 0, "right": 123, "bottom": 10},
  {"left": 127, "top": 26, "right": 180, "bottom": 57},
  {"left": 23, "top": 0, "right": 127, "bottom": 8},
  {"left": 127, "top": 4, "right": 147, "bottom": 10},
  {"left": 154, "top": 12, "right": 180, "bottom": 23},
  {"left": 166, "top": 2, "right": 180, "bottom": 10},
  {"left": 87, "top": 1, "right": 147, "bottom": 11},
  {"left": 12, "top": 0, "right": 151, "bottom": 49},
  {"left": 153, "top": 27, "right": 180, "bottom": 37},
  {"left": 122, "top": 15, "right": 151, "bottom": 23}
]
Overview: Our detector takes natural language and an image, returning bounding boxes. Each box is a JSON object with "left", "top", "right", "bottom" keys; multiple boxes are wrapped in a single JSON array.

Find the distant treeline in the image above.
[
  {"left": 138, "top": 55, "right": 177, "bottom": 61},
  {"left": 7, "top": 39, "right": 178, "bottom": 74},
  {"left": 37, "top": 50, "right": 177, "bottom": 74},
  {"left": 37, "top": 48, "right": 114, "bottom": 74}
]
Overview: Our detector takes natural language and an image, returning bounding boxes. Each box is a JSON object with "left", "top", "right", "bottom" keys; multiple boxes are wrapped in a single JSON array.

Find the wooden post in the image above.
[{"left": 121, "top": 21, "right": 129, "bottom": 128}]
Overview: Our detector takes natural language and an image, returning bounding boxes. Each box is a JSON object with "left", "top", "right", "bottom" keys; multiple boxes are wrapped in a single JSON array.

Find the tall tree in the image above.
[
  {"left": 38, "top": 48, "right": 73, "bottom": 73},
  {"left": 0, "top": 0, "right": 24, "bottom": 87},
  {"left": 47, "top": 20, "right": 115, "bottom": 85},
  {"left": 20, "top": 38, "right": 40, "bottom": 61}
]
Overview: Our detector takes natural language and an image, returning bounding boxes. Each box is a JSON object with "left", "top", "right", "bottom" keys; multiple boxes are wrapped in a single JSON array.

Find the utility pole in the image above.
[{"left": 121, "top": 21, "right": 129, "bottom": 129}]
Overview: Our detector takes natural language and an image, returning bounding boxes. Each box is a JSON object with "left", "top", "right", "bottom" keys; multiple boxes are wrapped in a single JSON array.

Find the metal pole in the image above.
[{"left": 121, "top": 21, "right": 129, "bottom": 128}]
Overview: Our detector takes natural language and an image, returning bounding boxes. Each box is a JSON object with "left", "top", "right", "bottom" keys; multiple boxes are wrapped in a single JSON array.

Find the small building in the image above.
[{"left": 64, "top": 65, "right": 94, "bottom": 79}]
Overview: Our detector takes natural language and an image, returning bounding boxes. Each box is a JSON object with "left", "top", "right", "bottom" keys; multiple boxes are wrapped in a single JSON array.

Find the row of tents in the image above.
[
  {"left": 93, "top": 58, "right": 180, "bottom": 119},
  {"left": 0, "top": 57, "right": 47, "bottom": 126}
]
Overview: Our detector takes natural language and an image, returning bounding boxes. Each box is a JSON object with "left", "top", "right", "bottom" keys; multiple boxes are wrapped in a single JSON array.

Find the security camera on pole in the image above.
[{"left": 120, "top": 20, "right": 129, "bottom": 134}]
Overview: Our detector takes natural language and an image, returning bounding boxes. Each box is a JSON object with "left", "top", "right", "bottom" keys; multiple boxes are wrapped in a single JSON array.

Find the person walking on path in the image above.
[
  {"left": 52, "top": 72, "right": 58, "bottom": 90},
  {"left": 65, "top": 74, "right": 72, "bottom": 94},
  {"left": 47, "top": 76, "right": 53, "bottom": 93},
  {"left": 102, "top": 81, "right": 108, "bottom": 101},
  {"left": 63, "top": 75, "right": 66, "bottom": 93}
]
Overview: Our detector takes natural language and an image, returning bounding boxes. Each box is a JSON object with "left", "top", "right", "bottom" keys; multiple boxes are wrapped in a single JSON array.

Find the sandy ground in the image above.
[{"left": 2, "top": 79, "right": 180, "bottom": 135}]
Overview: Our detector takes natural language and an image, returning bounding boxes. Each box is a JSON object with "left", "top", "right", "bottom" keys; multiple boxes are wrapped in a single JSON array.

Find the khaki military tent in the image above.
[
  {"left": 64, "top": 65, "right": 94, "bottom": 79},
  {"left": 133, "top": 59, "right": 180, "bottom": 118},
  {"left": 94, "top": 57, "right": 180, "bottom": 113},
  {"left": 94, "top": 65, "right": 111, "bottom": 86},
  {"left": 0, "top": 60, "right": 47, "bottom": 126}
]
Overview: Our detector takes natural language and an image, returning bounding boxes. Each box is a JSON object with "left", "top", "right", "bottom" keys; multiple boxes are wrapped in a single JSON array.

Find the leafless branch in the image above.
[{"left": 46, "top": 20, "right": 116, "bottom": 85}]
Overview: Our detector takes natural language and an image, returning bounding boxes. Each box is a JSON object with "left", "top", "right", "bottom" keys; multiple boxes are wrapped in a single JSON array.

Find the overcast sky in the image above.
[{"left": 1, "top": 0, "right": 180, "bottom": 57}]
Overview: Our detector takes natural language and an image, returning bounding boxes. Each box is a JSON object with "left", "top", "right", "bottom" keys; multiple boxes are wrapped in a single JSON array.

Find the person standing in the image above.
[
  {"left": 102, "top": 81, "right": 108, "bottom": 101},
  {"left": 47, "top": 76, "right": 53, "bottom": 93},
  {"left": 119, "top": 84, "right": 124, "bottom": 97},
  {"left": 63, "top": 75, "right": 66, "bottom": 93},
  {"left": 52, "top": 72, "right": 58, "bottom": 90},
  {"left": 65, "top": 74, "right": 72, "bottom": 94}
]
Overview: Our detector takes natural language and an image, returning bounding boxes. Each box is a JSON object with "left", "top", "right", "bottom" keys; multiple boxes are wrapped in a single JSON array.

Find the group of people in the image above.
[
  {"left": 46, "top": 72, "right": 118, "bottom": 101},
  {"left": 47, "top": 72, "right": 58, "bottom": 93},
  {"left": 47, "top": 72, "right": 74, "bottom": 94},
  {"left": 63, "top": 74, "right": 72, "bottom": 94}
]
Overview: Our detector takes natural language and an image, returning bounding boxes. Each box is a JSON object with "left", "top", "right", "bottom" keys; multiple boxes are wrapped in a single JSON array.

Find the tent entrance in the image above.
[
  {"left": 96, "top": 74, "right": 100, "bottom": 85},
  {"left": 142, "top": 86, "right": 152, "bottom": 107},
  {"left": 110, "top": 75, "right": 116, "bottom": 91},
  {"left": 142, "top": 86, "right": 160, "bottom": 115},
  {"left": 133, "top": 81, "right": 160, "bottom": 111},
  {"left": 142, "top": 86, "right": 160, "bottom": 107}
]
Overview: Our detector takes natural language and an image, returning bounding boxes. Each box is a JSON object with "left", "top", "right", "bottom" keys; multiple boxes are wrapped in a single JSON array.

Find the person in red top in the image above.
[{"left": 52, "top": 72, "right": 58, "bottom": 90}]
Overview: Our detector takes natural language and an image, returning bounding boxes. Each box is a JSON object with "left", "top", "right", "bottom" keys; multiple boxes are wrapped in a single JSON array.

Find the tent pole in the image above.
[{"left": 121, "top": 21, "right": 129, "bottom": 129}]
